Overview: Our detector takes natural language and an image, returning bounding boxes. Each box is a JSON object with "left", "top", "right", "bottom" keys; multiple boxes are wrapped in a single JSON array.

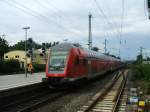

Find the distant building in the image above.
[
  {"left": 143, "top": 61, "right": 150, "bottom": 64},
  {"left": 32, "top": 49, "right": 48, "bottom": 64},
  {"left": 4, "top": 49, "right": 49, "bottom": 67},
  {"left": 4, "top": 50, "right": 31, "bottom": 69}
]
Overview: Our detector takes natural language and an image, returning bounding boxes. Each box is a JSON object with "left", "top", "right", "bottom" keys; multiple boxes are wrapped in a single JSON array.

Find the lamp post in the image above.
[
  {"left": 22, "top": 27, "right": 30, "bottom": 77},
  {"left": 88, "top": 14, "right": 92, "bottom": 50}
]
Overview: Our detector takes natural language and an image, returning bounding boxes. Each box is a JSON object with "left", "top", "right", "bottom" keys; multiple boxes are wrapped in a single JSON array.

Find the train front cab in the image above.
[
  {"left": 45, "top": 46, "right": 88, "bottom": 85},
  {"left": 45, "top": 48, "right": 70, "bottom": 85}
]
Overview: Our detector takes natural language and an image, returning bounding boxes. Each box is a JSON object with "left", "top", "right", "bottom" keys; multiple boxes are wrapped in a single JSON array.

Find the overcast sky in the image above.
[{"left": 0, "top": 0, "right": 150, "bottom": 60}]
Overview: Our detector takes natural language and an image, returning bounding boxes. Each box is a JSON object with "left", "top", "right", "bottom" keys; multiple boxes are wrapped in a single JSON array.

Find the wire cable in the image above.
[
  {"left": 93, "top": 0, "right": 121, "bottom": 39},
  {"left": 1, "top": 0, "right": 81, "bottom": 37},
  {"left": 120, "top": 0, "right": 124, "bottom": 39},
  {"left": 34, "top": 0, "right": 84, "bottom": 36},
  {"left": 118, "top": 0, "right": 125, "bottom": 58},
  {"left": 42, "top": 0, "right": 82, "bottom": 29}
]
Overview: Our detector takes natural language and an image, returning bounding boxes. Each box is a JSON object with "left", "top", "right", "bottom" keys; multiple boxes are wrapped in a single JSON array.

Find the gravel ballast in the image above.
[{"left": 33, "top": 72, "right": 116, "bottom": 112}]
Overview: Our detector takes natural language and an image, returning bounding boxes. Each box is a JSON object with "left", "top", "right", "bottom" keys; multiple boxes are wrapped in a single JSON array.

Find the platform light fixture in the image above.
[{"left": 22, "top": 27, "right": 30, "bottom": 77}]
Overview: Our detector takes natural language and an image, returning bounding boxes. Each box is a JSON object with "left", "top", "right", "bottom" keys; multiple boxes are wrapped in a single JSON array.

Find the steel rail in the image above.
[
  {"left": 19, "top": 91, "right": 68, "bottom": 112},
  {"left": 77, "top": 70, "right": 128, "bottom": 112},
  {"left": 112, "top": 70, "right": 128, "bottom": 112}
]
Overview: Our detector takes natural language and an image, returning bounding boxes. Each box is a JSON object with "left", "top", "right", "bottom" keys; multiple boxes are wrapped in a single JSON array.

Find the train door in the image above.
[{"left": 87, "top": 60, "right": 92, "bottom": 76}]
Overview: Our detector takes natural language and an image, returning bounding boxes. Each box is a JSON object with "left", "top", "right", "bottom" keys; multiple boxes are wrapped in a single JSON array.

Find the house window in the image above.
[
  {"left": 15, "top": 55, "right": 19, "bottom": 58},
  {"left": 5, "top": 56, "right": 8, "bottom": 58},
  {"left": 40, "top": 53, "right": 44, "bottom": 57}
]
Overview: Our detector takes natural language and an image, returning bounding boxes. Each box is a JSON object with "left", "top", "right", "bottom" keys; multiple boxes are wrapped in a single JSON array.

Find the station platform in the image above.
[{"left": 0, "top": 72, "right": 46, "bottom": 91}]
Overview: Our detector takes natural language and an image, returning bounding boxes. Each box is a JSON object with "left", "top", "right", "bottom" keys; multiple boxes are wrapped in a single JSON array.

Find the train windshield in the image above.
[{"left": 49, "top": 51, "right": 68, "bottom": 71}]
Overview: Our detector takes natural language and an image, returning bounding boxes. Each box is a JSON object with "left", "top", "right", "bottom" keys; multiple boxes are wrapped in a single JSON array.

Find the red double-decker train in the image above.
[{"left": 45, "top": 43, "right": 123, "bottom": 86}]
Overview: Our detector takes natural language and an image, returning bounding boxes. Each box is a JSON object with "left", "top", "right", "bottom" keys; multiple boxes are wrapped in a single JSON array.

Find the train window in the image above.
[
  {"left": 49, "top": 51, "right": 68, "bottom": 71},
  {"left": 83, "top": 58, "right": 87, "bottom": 64}
]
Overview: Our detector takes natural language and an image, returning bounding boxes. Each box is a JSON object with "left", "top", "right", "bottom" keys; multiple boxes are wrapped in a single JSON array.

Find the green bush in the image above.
[
  {"left": 33, "top": 63, "right": 45, "bottom": 72},
  {"left": 146, "top": 82, "right": 150, "bottom": 94},
  {"left": 0, "top": 59, "right": 20, "bottom": 74},
  {"left": 132, "top": 64, "right": 150, "bottom": 81},
  {"left": 131, "top": 64, "right": 150, "bottom": 95},
  {"left": 0, "top": 60, "right": 45, "bottom": 75}
]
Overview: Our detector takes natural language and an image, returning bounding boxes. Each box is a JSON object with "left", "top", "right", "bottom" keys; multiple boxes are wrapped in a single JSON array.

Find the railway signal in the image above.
[
  {"left": 27, "top": 38, "right": 33, "bottom": 57},
  {"left": 40, "top": 43, "right": 46, "bottom": 56},
  {"left": 42, "top": 43, "right": 46, "bottom": 53}
]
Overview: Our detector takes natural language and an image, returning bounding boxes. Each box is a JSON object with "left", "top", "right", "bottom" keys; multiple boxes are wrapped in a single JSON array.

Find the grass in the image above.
[{"left": 131, "top": 63, "right": 150, "bottom": 94}]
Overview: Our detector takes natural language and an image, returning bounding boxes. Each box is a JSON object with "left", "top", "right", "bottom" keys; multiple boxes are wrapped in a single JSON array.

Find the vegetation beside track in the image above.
[
  {"left": 0, "top": 60, "right": 45, "bottom": 75},
  {"left": 131, "top": 63, "right": 150, "bottom": 94},
  {"left": 0, "top": 59, "right": 20, "bottom": 74}
]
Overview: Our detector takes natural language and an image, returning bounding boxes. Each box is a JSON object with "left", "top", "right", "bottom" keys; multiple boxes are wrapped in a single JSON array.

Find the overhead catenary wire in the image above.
[
  {"left": 93, "top": 0, "right": 126, "bottom": 58},
  {"left": 93, "top": 0, "right": 121, "bottom": 39},
  {"left": 35, "top": 0, "right": 63, "bottom": 20},
  {"left": 118, "top": 0, "right": 125, "bottom": 58},
  {"left": 36, "top": 0, "right": 83, "bottom": 34},
  {"left": 92, "top": 19, "right": 111, "bottom": 52},
  {"left": 90, "top": 0, "right": 116, "bottom": 53},
  {"left": 120, "top": 0, "right": 125, "bottom": 40},
  {"left": 12, "top": 0, "right": 81, "bottom": 36},
  {"left": 45, "top": 0, "right": 66, "bottom": 16},
  {"left": 37, "top": 0, "right": 85, "bottom": 36},
  {"left": 1, "top": 0, "right": 82, "bottom": 37},
  {"left": 91, "top": 1, "right": 116, "bottom": 42},
  {"left": 92, "top": 0, "right": 120, "bottom": 54},
  {"left": 0, "top": 0, "right": 43, "bottom": 22},
  {"left": 102, "top": 1, "right": 124, "bottom": 44},
  {"left": 1, "top": 0, "right": 62, "bottom": 30}
]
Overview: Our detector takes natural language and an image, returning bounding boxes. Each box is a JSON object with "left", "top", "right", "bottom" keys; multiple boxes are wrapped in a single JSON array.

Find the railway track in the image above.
[
  {"left": 0, "top": 70, "right": 126, "bottom": 112},
  {"left": 18, "top": 91, "right": 68, "bottom": 112},
  {"left": 0, "top": 85, "right": 68, "bottom": 112},
  {"left": 77, "top": 70, "right": 128, "bottom": 112},
  {"left": 116, "top": 87, "right": 128, "bottom": 112}
]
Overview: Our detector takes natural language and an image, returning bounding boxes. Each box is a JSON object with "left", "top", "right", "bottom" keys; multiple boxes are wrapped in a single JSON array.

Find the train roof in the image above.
[
  {"left": 84, "top": 48, "right": 120, "bottom": 61},
  {"left": 50, "top": 43, "right": 75, "bottom": 51},
  {"left": 50, "top": 43, "right": 120, "bottom": 61}
]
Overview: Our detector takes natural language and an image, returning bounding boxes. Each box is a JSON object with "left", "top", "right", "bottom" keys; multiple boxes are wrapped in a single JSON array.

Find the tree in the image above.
[
  {"left": 116, "top": 56, "right": 120, "bottom": 59},
  {"left": 45, "top": 43, "right": 51, "bottom": 48},
  {"left": 10, "top": 40, "right": 25, "bottom": 50},
  {"left": 0, "top": 37, "right": 9, "bottom": 61},
  {"left": 52, "top": 42, "right": 56, "bottom": 46},
  {"left": 10, "top": 38, "right": 42, "bottom": 50},
  {"left": 56, "top": 41, "right": 59, "bottom": 45},
  {"left": 136, "top": 54, "right": 143, "bottom": 63},
  {"left": 147, "top": 57, "right": 150, "bottom": 61}
]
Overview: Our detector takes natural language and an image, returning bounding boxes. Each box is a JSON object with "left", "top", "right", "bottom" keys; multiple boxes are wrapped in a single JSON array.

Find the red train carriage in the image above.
[{"left": 45, "top": 43, "right": 122, "bottom": 85}]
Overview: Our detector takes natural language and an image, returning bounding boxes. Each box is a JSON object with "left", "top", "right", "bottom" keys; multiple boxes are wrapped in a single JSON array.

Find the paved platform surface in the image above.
[{"left": 0, "top": 72, "right": 46, "bottom": 91}]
